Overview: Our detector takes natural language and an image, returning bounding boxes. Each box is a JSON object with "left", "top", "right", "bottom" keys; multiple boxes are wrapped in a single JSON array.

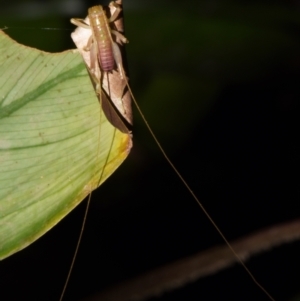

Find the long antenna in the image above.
[
  {"left": 125, "top": 82, "right": 276, "bottom": 301},
  {"left": 59, "top": 196, "right": 91, "bottom": 301}
]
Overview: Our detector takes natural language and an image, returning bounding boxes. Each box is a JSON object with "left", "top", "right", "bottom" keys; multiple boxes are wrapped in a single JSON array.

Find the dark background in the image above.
[{"left": 0, "top": 0, "right": 299, "bottom": 300}]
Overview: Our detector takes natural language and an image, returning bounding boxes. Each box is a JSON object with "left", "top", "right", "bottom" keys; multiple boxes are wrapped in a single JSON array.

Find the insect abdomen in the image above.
[{"left": 88, "top": 6, "right": 114, "bottom": 72}]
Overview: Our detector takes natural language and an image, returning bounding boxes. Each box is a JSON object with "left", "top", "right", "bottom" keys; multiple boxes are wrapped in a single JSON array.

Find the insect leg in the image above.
[
  {"left": 88, "top": 38, "right": 98, "bottom": 73},
  {"left": 111, "top": 40, "right": 126, "bottom": 79},
  {"left": 108, "top": 1, "right": 122, "bottom": 22},
  {"left": 70, "top": 18, "right": 90, "bottom": 29},
  {"left": 111, "top": 29, "right": 128, "bottom": 45}
]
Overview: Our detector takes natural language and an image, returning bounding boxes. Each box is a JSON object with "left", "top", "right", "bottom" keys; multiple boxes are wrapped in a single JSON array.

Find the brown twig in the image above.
[{"left": 83, "top": 219, "right": 300, "bottom": 301}]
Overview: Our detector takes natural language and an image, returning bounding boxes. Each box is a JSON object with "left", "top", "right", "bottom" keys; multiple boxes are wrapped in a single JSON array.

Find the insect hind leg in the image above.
[{"left": 111, "top": 41, "right": 127, "bottom": 79}]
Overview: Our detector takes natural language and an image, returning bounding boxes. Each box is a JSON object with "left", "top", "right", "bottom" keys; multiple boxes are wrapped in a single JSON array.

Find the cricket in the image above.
[
  {"left": 70, "top": 1, "right": 132, "bottom": 131},
  {"left": 64, "top": 1, "right": 277, "bottom": 301}
]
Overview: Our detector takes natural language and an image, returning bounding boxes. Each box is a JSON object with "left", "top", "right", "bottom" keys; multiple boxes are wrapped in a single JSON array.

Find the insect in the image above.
[
  {"left": 65, "top": 2, "right": 277, "bottom": 301},
  {"left": 70, "top": 1, "right": 132, "bottom": 132},
  {"left": 72, "top": 4, "right": 128, "bottom": 78}
]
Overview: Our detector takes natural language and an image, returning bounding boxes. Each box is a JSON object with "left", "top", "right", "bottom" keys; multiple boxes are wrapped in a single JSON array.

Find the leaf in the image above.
[{"left": 0, "top": 30, "right": 132, "bottom": 259}]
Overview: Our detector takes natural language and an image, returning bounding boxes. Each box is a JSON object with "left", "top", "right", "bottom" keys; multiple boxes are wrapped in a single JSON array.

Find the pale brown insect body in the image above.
[
  {"left": 88, "top": 6, "right": 115, "bottom": 73},
  {"left": 71, "top": 3, "right": 128, "bottom": 78}
]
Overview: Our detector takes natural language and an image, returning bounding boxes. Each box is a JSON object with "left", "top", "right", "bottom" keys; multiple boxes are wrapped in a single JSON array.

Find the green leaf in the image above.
[{"left": 0, "top": 30, "right": 132, "bottom": 259}]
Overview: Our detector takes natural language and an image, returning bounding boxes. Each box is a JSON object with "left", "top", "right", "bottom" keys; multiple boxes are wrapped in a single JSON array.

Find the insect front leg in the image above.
[
  {"left": 108, "top": 2, "right": 129, "bottom": 45},
  {"left": 108, "top": 1, "right": 122, "bottom": 23},
  {"left": 70, "top": 18, "right": 97, "bottom": 71},
  {"left": 70, "top": 18, "right": 90, "bottom": 29}
]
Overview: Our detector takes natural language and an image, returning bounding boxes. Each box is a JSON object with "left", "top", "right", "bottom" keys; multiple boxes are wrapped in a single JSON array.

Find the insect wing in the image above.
[{"left": 86, "top": 66, "right": 130, "bottom": 134}]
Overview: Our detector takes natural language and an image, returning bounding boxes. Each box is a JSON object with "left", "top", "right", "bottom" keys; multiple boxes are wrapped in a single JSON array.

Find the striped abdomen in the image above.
[{"left": 88, "top": 6, "right": 114, "bottom": 72}]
